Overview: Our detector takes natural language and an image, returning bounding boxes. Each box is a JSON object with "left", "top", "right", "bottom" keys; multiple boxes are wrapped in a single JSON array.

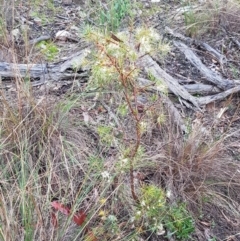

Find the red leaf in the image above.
[
  {"left": 51, "top": 201, "right": 87, "bottom": 227},
  {"left": 51, "top": 201, "right": 70, "bottom": 215},
  {"left": 73, "top": 210, "right": 86, "bottom": 226},
  {"left": 51, "top": 212, "right": 58, "bottom": 228}
]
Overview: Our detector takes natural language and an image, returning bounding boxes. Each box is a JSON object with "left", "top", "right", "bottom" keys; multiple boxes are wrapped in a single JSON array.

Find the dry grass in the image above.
[
  {"left": 183, "top": 0, "right": 240, "bottom": 37},
  {"left": 0, "top": 88, "right": 89, "bottom": 240},
  {"left": 1, "top": 81, "right": 240, "bottom": 240}
]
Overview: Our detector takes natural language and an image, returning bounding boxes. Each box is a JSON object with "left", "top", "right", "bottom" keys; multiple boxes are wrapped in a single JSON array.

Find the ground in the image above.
[{"left": 0, "top": 0, "right": 240, "bottom": 240}]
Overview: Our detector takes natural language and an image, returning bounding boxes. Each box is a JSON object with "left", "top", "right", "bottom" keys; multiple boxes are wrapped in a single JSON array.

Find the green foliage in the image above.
[
  {"left": 117, "top": 103, "right": 128, "bottom": 116},
  {"left": 122, "top": 145, "right": 145, "bottom": 161},
  {"left": 104, "top": 214, "right": 119, "bottom": 234},
  {"left": 36, "top": 40, "right": 59, "bottom": 61},
  {"left": 88, "top": 155, "right": 104, "bottom": 172},
  {"left": 32, "top": 0, "right": 55, "bottom": 9},
  {"left": 30, "top": 11, "right": 49, "bottom": 25},
  {"left": 0, "top": 17, "right": 6, "bottom": 38},
  {"left": 20, "top": 194, "right": 35, "bottom": 241},
  {"left": 84, "top": 26, "right": 169, "bottom": 90},
  {"left": 165, "top": 203, "right": 195, "bottom": 240},
  {"left": 98, "top": 0, "right": 131, "bottom": 32},
  {"left": 14, "top": 143, "right": 38, "bottom": 241},
  {"left": 140, "top": 184, "right": 166, "bottom": 214},
  {"left": 183, "top": 7, "right": 200, "bottom": 37},
  {"left": 133, "top": 185, "right": 194, "bottom": 240},
  {"left": 134, "top": 185, "right": 166, "bottom": 234},
  {"left": 97, "top": 125, "right": 114, "bottom": 145},
  {"left": 84, "top": 25, "right": 170, "bottom": 207}
]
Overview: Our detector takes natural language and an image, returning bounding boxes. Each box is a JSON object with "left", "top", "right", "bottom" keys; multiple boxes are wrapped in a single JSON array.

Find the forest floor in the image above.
[{"left": 0, "top": 0, "right": 240, "bottom": 240}]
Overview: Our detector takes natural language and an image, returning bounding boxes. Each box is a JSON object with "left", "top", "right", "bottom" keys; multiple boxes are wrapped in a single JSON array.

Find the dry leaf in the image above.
[
  {"left": 73, "top": 210, "right": 86, "bottom": 226},
  {"left": 51, "top": 201, "right": 70, "bottom": 215},
  {"left": 51, "top": 201, "right": 87, "bottom": 226},
  {"left": 51, "top": 212, "right": 58, "bottom": 228}
]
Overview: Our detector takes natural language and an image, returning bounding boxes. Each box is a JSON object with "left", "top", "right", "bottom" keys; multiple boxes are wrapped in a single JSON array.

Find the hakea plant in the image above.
[{"left": 83, "top": 26, "right": 170, "bottom": 202}]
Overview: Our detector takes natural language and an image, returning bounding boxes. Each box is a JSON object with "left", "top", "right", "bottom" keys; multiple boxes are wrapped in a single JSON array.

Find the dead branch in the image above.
[
  {"left": 184, "top": 84, "right": 220, "bottom": 95},
  {"left": 197, "top": 85, "right": 240, "bottom": 105},
  {"left": 0, "top": 49, "right": 89, "bottom": 82},
  {"left": 173, "top": 41, "right": 234, "bottom": 90},
  {"left": 138, "top": 54, "right": 200, "bottom": 109},
  {"left": 0, "top": 40, "right": 239, "bottom": 108},
  {"left": 165, "top": 27, "right": 227, "bottom": 65}
]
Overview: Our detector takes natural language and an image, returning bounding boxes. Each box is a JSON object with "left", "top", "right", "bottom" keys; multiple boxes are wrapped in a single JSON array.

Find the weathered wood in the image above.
[
  {"left": 139, "top": 77, "right": 220, "bottom": 95},
  {"left": 197, "top": 85, "right": 240, "bottom": 105},
  {"left": 165, "top": 27, "right": 227, "bottom": 65},
  {"left": 138, "top": 54, "right": 199, "bottom": 109},
  {"left": 0, "top": 62, "right": 48, "bottom": 79},
  {"left": 0, "top": 49, "right": 89, "bottom": 82},
  {"left": 174, "top": 41, "right": 234, "bottom": 90},
  {"left": 184, "top": 84, "right": 220, "bottom": 95}
]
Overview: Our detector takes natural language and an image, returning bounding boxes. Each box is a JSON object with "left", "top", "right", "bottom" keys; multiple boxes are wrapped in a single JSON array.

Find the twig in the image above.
[
  {"left": 138, "top": 54, "right": 200, "bottom": 109},
  {"left": 99, "top": 100, "right": 120, "bottom": 127},
  {"left": 174, "top": 41, "right": 234, "bottom": 90},
  {"left": 165, "top": 27, "right": 227, "bottom": 65},
  {"left": 197, "top": 85, "right": 240, "bottom": 105}
]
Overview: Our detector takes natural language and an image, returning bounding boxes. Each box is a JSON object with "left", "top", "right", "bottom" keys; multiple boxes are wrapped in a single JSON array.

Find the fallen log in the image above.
[
  {"left": 197, "top": 85, "right": 240, "bottom": 105},
  {"left": 165, "top": 27, "right": 227, "bottom": 65},
  {"left": 138, "top": 54, "right": 200, "bottom": 109},
  {"left": 183, "top": 84, "right": 220, "bottom": 95},
  {"left": 0, "top": 49, "right": 89, "bottom": 82},
  {"left": 139, "top": 77, "right": 220, "bottom": 95},
  {"left": 173, "top": 41, "right": 234, "bottom": 90}
]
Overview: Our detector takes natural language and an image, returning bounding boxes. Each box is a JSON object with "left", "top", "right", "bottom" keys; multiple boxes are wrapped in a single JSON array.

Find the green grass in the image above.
[
  {"left": 84, "top": 0, "right": 132, "bottom": 32},
  {"left": 99, "top": 0, "right": 131, "bottom": 32},
  {"left": 36, "top": 41, "right": 59, "bottom": 61}
]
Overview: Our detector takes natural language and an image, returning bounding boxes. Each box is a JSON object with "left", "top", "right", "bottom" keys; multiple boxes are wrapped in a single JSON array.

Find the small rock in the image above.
[
  {"left": 55, "top": 30, "right": 71, "bottom": 41},
  {"left": 34, "top": 17, "right": 42, "bottom": 26},
  {"left": 20, "top": 24, "right": 30, "bottom": 32},
  {"left": 70, "top": 25, "right": 79, "bottom": 31},
  {"left": 11, "top": 29, "right": 21, "bottom": 41}
]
